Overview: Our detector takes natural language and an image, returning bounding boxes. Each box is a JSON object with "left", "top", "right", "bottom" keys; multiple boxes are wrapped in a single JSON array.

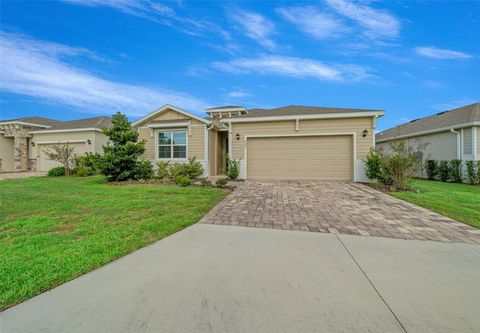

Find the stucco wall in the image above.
[{"left": 376, "top": 130, "right": 458, "bottom": 162}]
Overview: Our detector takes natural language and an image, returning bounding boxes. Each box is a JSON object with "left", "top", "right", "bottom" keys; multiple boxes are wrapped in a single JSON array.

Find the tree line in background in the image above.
[{"left": 45, "top": 112, "right": 238, "bottom": 187}]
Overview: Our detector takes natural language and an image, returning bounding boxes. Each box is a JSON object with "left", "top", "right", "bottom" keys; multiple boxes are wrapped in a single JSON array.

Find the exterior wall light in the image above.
[
  {"left": 236, "top": 133, "right": 240, "bottom": 140},
  {"left": 87, "top": 139, "right": 92, "bottom": 145},
  {"left": 31, "top": 141, "right": 35, "bottom": 147},
  {"left": 362, "top": 129, "right": 368, "bottom": 137}
]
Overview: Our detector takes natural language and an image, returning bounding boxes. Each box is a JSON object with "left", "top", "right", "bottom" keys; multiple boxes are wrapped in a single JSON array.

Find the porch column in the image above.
[{"left": 14, "top": 136, "right": 28, "bottom": 172}]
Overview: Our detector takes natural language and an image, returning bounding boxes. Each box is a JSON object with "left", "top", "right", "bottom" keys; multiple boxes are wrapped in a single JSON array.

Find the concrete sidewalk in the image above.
[{"left": 2, "top": 224, "right": 479, "bottom": 333}]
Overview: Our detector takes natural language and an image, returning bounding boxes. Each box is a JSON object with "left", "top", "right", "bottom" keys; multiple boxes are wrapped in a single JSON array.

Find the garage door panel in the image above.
[
  {"left": 38, "top": 143, "right": 88, "bottom": 172},
  {"left": 247, "top": 135, "right": 352, "bottom": 180}
]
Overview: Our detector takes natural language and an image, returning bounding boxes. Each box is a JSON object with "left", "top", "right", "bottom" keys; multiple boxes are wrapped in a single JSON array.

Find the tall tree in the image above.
[{"left": 99, "top": 112, "right": 151, "bottom": 181}]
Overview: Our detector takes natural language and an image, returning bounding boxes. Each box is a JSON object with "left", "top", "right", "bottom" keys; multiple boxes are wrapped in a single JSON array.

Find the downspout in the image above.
[{"left": 450, "top": 129, "right": 461, "bottom": 159}]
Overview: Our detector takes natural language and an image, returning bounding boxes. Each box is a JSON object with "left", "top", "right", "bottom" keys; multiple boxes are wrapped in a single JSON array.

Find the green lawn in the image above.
[
  {"left": 390, "top": 179, "right": 480, "bottom": 229},
  {"left": 0, "top": 176, "right": 229, "bottom": 310}
]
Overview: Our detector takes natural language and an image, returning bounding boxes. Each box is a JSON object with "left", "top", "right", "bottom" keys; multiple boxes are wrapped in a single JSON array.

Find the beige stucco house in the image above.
[
  {"left": 133, "top": 104, "right": 384, "bottom": 181},
  {"left": 0, "top": 116, "right": 111, "bottom": 172},
  {"left": 376, "top": 103, "right": 480, "bottom": 167}
]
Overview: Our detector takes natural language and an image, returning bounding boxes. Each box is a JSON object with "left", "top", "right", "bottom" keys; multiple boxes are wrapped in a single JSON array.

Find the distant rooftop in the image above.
[
  {"left": 230, "top": 105, "right": 384, "bottom": 118},
  {"left": 0, "top": 116, "right": 112, "bottom": 131},
  {"left": 376, "top": 103, "right": 480, "bottom": 142}
]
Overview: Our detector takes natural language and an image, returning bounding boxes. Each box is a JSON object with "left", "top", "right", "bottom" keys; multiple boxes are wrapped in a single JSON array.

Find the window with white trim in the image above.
[{"left": 157, "top": 130, "right": 187, "bottom": 159}]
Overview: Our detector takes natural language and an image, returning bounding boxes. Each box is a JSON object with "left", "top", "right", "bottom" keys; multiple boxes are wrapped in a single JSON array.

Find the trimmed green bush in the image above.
[
  {"left": 200, "top": 179, "right": 213, "bottom": 187},
  {"left": 48, "top": 166, "right": 65, "bottom": 177},
  {"left": 438, "top": 160, "right": 450, "bottom": 182},
  {"left": 466, "top": 160, "right": 479, "bottom": 185},
  {"left": 215, "top": 178, "right": 228, "bottom": 188},
  {"left": 156, "top": 161, "right": 170, "bottom": 179},
  {"left": 425, "top": 160, "right": 437, "bottom": 180},
  {"left": 175, "top": 175, "right": 192, "bottom": 186},
  {"left": 134, "top": 160, "right": 154, "bottom": 180},
  {"left": 364, "top": 149, "right": 384, "bottom": 182},
  {"left": 74, "top": 166, "right": 95, "bottom": 177},
  {"left": 476, "top": 161, "right": 480, "bottom": 184},
  {"left": 450, "top": 159, "right": 463, "bottom": 183},
  {"left": 75, "top": 152, "right": 101, "bottom": 173},
  {"left": 226, "top": 156, "right": 240, "bottom": 180}
]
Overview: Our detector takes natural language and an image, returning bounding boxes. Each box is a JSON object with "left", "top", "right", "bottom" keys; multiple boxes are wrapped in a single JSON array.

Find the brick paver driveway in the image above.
[{"left": 201, "top": 181, "right": 480, "bottom": 244}]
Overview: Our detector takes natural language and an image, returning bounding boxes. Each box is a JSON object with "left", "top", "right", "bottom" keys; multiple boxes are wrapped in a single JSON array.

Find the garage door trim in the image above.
[{"left": 244, "top": 132, "right": 356, "bottom": 180}]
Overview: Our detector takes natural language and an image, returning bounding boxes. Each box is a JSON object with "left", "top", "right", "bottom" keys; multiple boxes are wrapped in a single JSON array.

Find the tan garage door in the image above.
[
  {"left": 247, "top": 135, "right": 353, "bottom": 180},
  {"left": 38, "top": 143, "right": 88, "bottom": 172}
]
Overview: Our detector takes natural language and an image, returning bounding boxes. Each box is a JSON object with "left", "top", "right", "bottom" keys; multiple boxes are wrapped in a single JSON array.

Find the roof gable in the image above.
[{"left": 132, "top": 105, "right": 209, "bottom": 127}]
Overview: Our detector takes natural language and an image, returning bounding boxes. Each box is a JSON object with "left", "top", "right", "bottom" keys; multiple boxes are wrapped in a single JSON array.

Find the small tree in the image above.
[
  {"left": 226, "top": 155, "right": 240, "bottom": 180},
  {"left": 98, "top": 112, "right": 152, "bottom": 181},
  {"left": 438, "top": 160, "right": 450, "bottom": 182},
  {"left": 425, "top": 160, "right": 438, "bottom": 180},
  {"left": 44, "top": 144, "right": 76, "bottom": 175}
]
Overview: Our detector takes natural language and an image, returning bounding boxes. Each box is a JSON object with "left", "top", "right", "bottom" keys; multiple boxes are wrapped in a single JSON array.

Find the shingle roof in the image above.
[
  {"left": 0, "top": 116, "right": 61, "bottom": 127},
  {"left": 33, "top": 116, "right": 112, "bottom": 131},
  {"left": 231, "top": 105, "right": 383, "bottom": 118},
  {"left": 376, "top": 103, "right": 480, "bottom": 142}
]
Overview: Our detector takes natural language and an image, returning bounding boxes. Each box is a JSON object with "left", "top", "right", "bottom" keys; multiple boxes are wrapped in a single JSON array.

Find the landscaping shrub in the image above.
[
  {"left": 477, "top": 161, "right": 480, "bottom": 184},
  {"left": 44, "top": 144, "right": 76, "bottom": 175},
  {"left": 465, "top": 160, "right": 479, "bottom": 185},
  {"left": 450, "top": 159, "right": 463, "bottom": 183},
  {"left": 364, "top": 141, "right": 426, "bottom": 191},
  {"left": 133, "top": 160, "right": 154, "bottom": 181},
  {"left": 74, "top": 166, "right": 95, "bottom": 177},
  {"left": 226, "top": 155, "right": 240, "bottom": 180},
  {"left": 215, "top": 178, "right": 228, "bottom": 188},
  {"left": 438, "top": 160, "right": 450, "bottom": 182},
  {"left": 200, "top": 179, "right": 213, "bottom": 187},
  {"left": 98, "top": 112, "right": 149, "bottom": 182},
  {"left": 425, "top": 160, "right": 437, "bottom": 180},
  {"left": 175, "top": 175, "right": 192, "bottom": 186},
  {"left": 156, "top": 161, "right": 170, "bottom": 179},
  {"left": 156, "top": 157, "right": 204, "bottom": 181},
  {"left": 364, "top": 149, "right": 387, "bottom": 183},
  {"left": 48, "top": 166, "right": 65, "bottom": 177},
  {"left": 75, "top": 152, "right": 101, "bottom": 173}
]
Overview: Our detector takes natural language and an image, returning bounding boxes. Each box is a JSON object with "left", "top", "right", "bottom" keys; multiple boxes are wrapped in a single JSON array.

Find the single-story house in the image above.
[
  {"left": 376, "top": 103, "right": 480, "bottom": 165},
  {"left": 0, "top": 116, "right": 111, "bottom": 172},
  {"left": 133, "top": 104, "right": 384, "bottom": 181}
]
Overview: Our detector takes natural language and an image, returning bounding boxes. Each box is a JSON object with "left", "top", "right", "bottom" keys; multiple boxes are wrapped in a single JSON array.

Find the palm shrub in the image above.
[
  {"left": 98, "top": 112, "right": 153, "bottom": 181},
  {"left": 437, "top": 160, "right": 450, "bottom": 182},
  {"left": 425, "top": 160, "right": 437, "bottom": 180},
  {"left": 226, "top": 155, "right": 240, "bottom": 180},
  {"left": 450, "top": 159, "right": 463, "bottom": 183}
]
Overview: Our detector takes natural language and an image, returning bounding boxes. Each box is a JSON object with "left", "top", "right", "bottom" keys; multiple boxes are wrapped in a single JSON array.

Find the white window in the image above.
[{"left": 157, "top": 130, "right": 187, "bottom": 159}]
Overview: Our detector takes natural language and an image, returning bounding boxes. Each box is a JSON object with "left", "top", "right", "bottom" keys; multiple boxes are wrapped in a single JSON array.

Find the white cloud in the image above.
[
  {"left": 415, "top": 46, "right": 473, "bottom": 59},
  {"left": 0, "top": 32, "right": 207, "bottom": 116},
  {"left": 277, "top": 6, "right": 348, "bottom": 39},
  {"left": 230, "top": 9, "right": 276, "bottom": 49},
  {"left": 225, "top": 90, "right": 251, "bottom": 98},
  {"left": 325, "top": 0, "right": 400, "bottom": 39},
  {"left": 63, "top": 0, "right": 175, "bottom": 20},
  {"left": 212, "top": 55, "right": 372, "bottom": 82}
]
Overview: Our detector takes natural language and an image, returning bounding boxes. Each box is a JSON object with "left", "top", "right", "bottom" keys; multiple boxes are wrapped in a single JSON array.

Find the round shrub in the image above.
[
  {"left": 215, "top": 178, "right": 228, "bottom": 188},
  {"left": 74, "top": 166, "right": 95, "bottom": 177},
  {"left": 175, "top": 175, "right": 192, "bottom": 187},
  {"left": 48, "top": 166, "right": 65, "bottom": 177}
]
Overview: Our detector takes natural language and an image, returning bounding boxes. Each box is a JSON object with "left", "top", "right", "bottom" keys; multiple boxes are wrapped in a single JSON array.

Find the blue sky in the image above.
[{"left": 0, "top": 0, "right": 478, "bottom": 131}]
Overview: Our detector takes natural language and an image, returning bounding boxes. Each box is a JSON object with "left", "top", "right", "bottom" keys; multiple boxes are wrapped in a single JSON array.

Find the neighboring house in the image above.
[
  {"left": 133, "top": 104, "right": 384, "bottom": 181},
  {"left": 0, "top": 116, "right": 111, "bottom": 173},
  {"left": 376, "top": 103, "right": 480, "bottom": 167}
]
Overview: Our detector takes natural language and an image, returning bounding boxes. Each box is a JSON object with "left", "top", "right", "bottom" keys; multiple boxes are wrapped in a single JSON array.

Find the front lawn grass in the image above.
[
  {"left": 0, "top": 176, "right": 229, "bottom": 310},
  {"left": 390, "top": 179, "right": 480, "bottom": 229}
]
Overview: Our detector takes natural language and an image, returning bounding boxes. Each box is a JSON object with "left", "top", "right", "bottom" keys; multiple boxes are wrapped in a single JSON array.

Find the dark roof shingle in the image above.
[
  {"left": 0, "top": 116, "right": 61, "bottom": 127},
  {"left": 376, "top": 103, "right": 480, "bottom": 142},
  {"left": 33, "top": 116, "right": 112, "bottom": 131},
  {"left": 232, "top": 105, "right": 383, "bottom": 118}
]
